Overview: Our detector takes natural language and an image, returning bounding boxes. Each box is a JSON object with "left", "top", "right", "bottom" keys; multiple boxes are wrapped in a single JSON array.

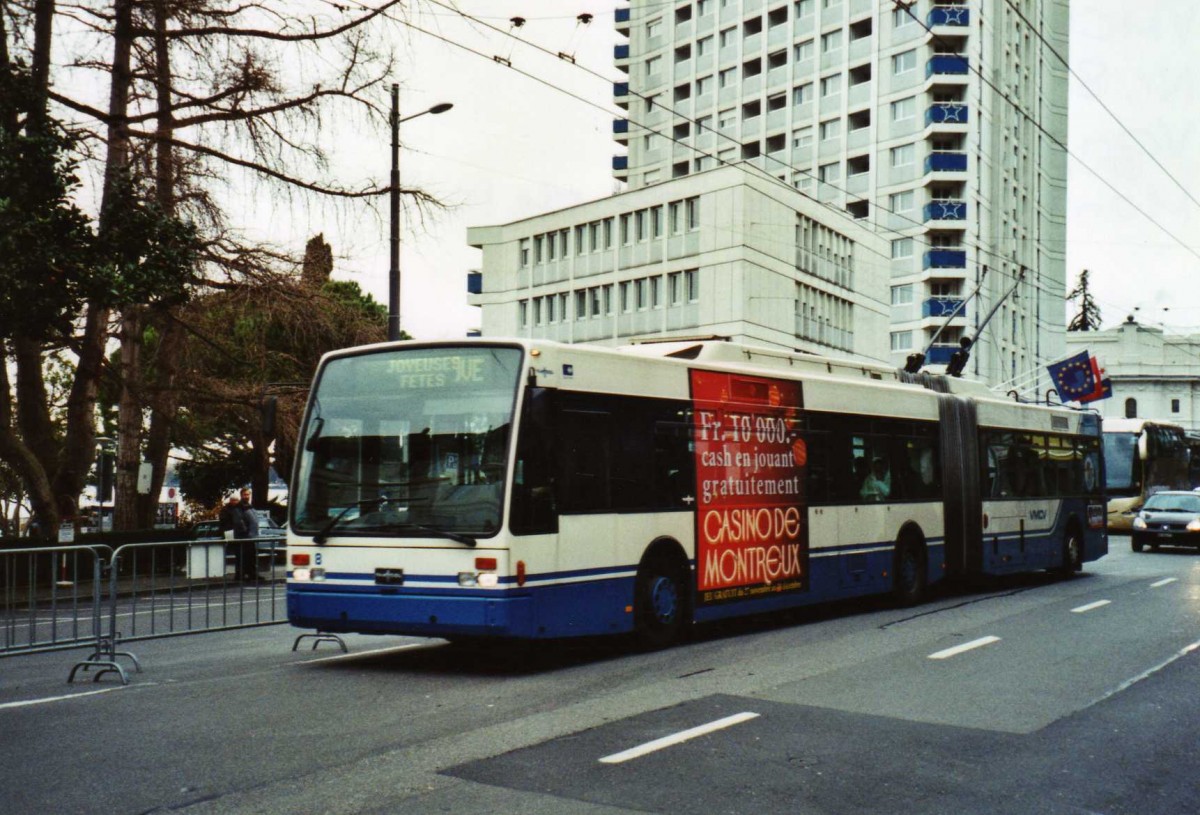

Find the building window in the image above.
[
  {"left": 890, "top": 143, "right": 915, "bottom": 168},
  {"left": 518, "top": 300, "right": 528, "bottom": 328},
  {"left": 668, "top": 272, "right": 683, "bottom": 305},
  {"left": 793, "top": 127, "right": 813, "bottom": 149},
  {"left": 893, "top": 6, "right": 916, "bottom": 29},
  {"left": 590, "top": 287, "right": 602, "bottom": 317},
  {"left": 893, "top": 49, "right": 916, "bottom": 75},
  {"left": 1124, "top": 398, "right": 1137, "bottom": 419},
  {"left": 889, "top": 190, "right": 914, "bottom": 212},
  {"left": 891, "top": 237, "right": 913, "bottom": 258},
  {"left": 686, "top": 269, "right": 699, "bottom": 301},
  {"left": 696, "top": 74, "right": 713, "bottom": 96},
  {"left": 697, "top": 35, "right": 713, "bottom": 56},
  {"left": 519, "top": 238, "right": 531, "bottom": 267},
  {"left": 821, "top": 30, "right": 842, "bottom": 53},
  {"left": 818, "top": 162, "right": 841, "bottom": 183},
  {"left": 793, "top": 83, "right": 813, "bottom": 105},
  {"left": 794, "top": 39, "right": 814, "bottom": 61},
  {"left": 1172, "top": 398, "right": 1181, "bottom": 413},
  {"left": 719, "top": 66, "right": 738, "bottom": 88},
  {"left": 647, "top": 18, "right": 663, "bottom": 38},
  {"left": 636, "top": 278, "right": 648, "bottom": 310},
  {"left": 650, "top": 276, "right": 662, "bottom": 308},
  {"left": 620, "top": 281, "right": 632, "bottom": 312},
  {"left": 890, "top": 284, "right": 913, "bottom": 305},
  {"left": 686, "top": 197, "right": 700, "bottom": 230},
  {"left": 719, "top": 26, "right": 737, "bottom": 48},
  {"left": 890, "top": 331, "right": 913, "bottom": 351},
  {"left": 891, "top": 96, "right": 916, "bottom": 123},
  {"left": 819, "top": 119, "right": 841, "bottom": 141},
  {"left": 575, "top": 291, "right": 587, "bottom": 321},
  {"left": 645, "top": 56, "right": 661, "bottom": 77},
  {"left": 820, "top": 74, "right": 841, "bottom": 97},
  {"left": 795, "top": 0, "right": 814, "bottom": 18}
]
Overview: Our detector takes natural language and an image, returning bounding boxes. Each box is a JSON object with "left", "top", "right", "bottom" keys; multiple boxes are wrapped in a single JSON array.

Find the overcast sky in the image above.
[{"left": 249, "top": 0, "right": 1200, "bottom": 343}]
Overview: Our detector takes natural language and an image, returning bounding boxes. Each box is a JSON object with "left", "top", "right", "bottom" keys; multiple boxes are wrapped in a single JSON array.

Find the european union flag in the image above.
[{"left": 1048, "top": 351, "right": 1096, "bottom": 402}]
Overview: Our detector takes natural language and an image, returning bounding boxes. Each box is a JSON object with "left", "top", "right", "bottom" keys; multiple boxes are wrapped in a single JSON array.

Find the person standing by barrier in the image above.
[
  {"left": 218, "top": 492, "right": 248, "bottom": 580},
  {"left": 236, "top": 488, "right": 260, "bottom": 581}
]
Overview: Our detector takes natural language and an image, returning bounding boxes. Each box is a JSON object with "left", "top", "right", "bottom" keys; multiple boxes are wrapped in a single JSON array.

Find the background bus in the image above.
[
  {"left": 1102, "top": 418, "right": 1190, "bottom": 532},
  {"left": 285, "top": 340, "right": 1107, "bottom": 647}
]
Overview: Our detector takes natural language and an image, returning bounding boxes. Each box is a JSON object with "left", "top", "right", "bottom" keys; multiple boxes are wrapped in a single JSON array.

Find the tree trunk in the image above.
[{"left": 114, "top": 309, "right": 143, "bottom": 531}]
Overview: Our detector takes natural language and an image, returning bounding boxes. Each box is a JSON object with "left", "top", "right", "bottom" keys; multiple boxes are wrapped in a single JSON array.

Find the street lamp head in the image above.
[{"left": 429, "top": 102, "right": 453, "bottom": 115}]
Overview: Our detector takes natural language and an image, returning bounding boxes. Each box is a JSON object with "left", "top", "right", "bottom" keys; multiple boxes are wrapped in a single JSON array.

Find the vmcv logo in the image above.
[{"left": 1028, "top": 509, "right": 1047, "bottom": 521}]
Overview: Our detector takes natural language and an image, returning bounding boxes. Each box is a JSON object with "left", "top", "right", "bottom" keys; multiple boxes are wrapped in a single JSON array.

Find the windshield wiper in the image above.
[
  {"left": 391, "top": 523, "right": 477, "bottom": 548},
  {"left": 311, "top": 497, "right": 386, "bottom": 545}
]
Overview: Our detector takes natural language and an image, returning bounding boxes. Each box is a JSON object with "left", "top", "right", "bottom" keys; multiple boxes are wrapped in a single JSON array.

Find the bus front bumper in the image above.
[{"left": 287, "top": 585, "right": 534, "bottom": 638}]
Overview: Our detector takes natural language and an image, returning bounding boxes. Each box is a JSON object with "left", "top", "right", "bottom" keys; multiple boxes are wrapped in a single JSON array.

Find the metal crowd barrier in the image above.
[{"left": 1, "top": 536, "right": 288, "bottom": 685}]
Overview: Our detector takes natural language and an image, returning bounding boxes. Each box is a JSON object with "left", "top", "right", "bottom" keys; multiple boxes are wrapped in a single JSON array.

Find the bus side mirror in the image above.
[{"left": 1137, "top": 432, "right": 1148, "bottom": 461}]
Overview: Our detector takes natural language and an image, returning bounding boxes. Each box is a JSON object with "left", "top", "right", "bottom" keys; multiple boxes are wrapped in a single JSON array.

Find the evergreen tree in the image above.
[{"left": 1067, "top": 269, "right": 1102, "bottom": 332}]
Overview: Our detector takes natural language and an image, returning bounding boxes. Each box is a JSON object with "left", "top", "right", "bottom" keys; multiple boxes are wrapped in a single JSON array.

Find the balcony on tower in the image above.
[
  {"left": 924, "top": 199, "right": 967, "bottom": 222},
  {"left": 923, "top": 249, "right": 966, "bottom": 269},
  {"left": 612, "top": 118, "right": 629, "bottom": 143},
  {"left": 922, "top": 297, "right": 965, "bottom": 318},
  {"left": 926, "top": 54, "right": 968, "bottom": 78},
  {"left": 925, "top": 103, "right": 969, "bottom": 126},
  {"left": 925, "top": 343, "right": 960, "bottom": 365},
  {"left": 615, "top": 6, "right": 630, "bottom": 35},
  {"left": 614, "top": 43, "right": 630, "bottom": 73},
  {"left": 466, "top": 271, "right": 482, "bottom": 295},
  {"left": 925, "top": 151, "right": 968, "bottom": 173},
  {"left": 928, "top": 5, "right": 970, "bottom": 28},
  {"left": 613, "top": 81, "right": 629, "bottom": 110}
]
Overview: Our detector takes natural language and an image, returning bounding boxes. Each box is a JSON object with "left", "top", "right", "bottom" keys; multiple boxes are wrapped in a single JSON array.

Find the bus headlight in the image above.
[
  {"left": 1187, "top": 519, "right": 1200, "bottom": 533},
  {"left": 457, "top": 571, "right": 500, "bottom": 587},
  {"left": 1132, "top": 516, "right": 1147, "bottom": 531}
]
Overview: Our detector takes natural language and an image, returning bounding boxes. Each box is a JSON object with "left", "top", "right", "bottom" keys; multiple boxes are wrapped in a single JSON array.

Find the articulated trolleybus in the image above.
[{"left": 286, "top": 339, "right": 1106, "bottom": 646}]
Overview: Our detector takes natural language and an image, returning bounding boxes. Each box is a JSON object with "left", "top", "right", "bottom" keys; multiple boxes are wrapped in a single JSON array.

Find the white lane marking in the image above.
[
  {"left": 1151, "top": 578, "right": 1178, "bottom": 588},
  {"left": 928, "top": 635, "right": 1001, "bottom": 660},
  {"left": 599, "top": 712, "right": 760, "bottom": 765},
  {"left": 295, "top": 643, "right": 430, "bottom": 665},
  {"left": 0, "top": 686, "right": 127, "bottom": 711},
  {"left": 1071, "top": 600, "right": 1112, "bottom": 614}
]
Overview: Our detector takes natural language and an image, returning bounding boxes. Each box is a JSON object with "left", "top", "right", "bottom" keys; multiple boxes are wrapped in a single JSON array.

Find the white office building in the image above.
[
  {"left": 1064, "top": 318, "right": 1200, "bottom": 432},
  {"left": 467, "top": 163, "right": 889, "bottom": 360},
  {"left": 610, "top": 0, "right": 1069, "bottom": 388}
]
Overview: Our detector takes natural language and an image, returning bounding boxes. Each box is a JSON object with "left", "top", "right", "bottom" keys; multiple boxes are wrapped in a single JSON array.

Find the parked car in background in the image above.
[{"left": 1131, "top": 491, "right": 1200, "bottom": 552}]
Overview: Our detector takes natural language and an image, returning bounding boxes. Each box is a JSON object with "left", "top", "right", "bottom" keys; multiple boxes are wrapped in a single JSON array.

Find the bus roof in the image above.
[{"left": 1102, "top": 418, "right": 1186, "bottom": 435}]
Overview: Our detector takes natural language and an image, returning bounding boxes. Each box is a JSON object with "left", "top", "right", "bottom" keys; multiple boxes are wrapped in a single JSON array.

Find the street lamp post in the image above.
[{"left": 389, "top": 85, "right": 453, "bottom": 342}]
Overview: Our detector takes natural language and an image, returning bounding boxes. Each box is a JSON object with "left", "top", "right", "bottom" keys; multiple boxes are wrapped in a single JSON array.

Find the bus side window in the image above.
[
  {"left": 511, "top": 388, "right": 558, "bottom": 535},
  {"left": 558, "top": 410, "right": 612, "bottom": 512}
]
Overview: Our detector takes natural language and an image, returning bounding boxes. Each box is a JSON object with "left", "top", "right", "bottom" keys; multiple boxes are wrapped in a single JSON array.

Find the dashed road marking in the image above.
[
  {"left": 1151, "top": 578, "right": 1178, "bottom": 588},
  {"left": 1071, "top": 600, "right": 1111, "bottom": 614},
  {"left": 928, "top": 635, "right": 1001, "bottom": 660},
  {"left": 599, "top": 712, "right": 760, "bottom": 764}
]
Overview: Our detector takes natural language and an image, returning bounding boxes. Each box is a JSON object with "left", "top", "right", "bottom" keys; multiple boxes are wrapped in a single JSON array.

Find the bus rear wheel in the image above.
[
  {"left": 634, "top": 553, "right": 689, "bottom": 650},
  {"left": 892, "top": 537, "right": 926, "bottom": 607}
]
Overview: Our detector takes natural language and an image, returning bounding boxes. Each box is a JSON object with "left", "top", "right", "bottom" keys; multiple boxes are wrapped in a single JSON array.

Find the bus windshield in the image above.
[
  {"left": 291, "top": 346, "right": 523, "bottom": 538},
  {"left": 1103, "top": 432, "right": 1137, "bottom": 493}
]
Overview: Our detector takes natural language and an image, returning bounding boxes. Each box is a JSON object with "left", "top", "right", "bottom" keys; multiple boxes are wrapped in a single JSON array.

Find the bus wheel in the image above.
[
  {"left": 1131, "top": 538, "right": 1144, "bottom": 553},
  {"left": 1058, "top": 527, "right": 1083, "bottom": 578},
  {"left": 892, "top": 537, "right": 926, "bottom": 607},
  {"left": 634, "top": 553, "right": 688, "bottom": 650}
]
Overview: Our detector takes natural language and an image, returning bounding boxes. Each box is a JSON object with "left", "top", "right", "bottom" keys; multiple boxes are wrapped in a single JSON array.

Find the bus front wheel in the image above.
[
  {"left": 634, "top": 553, "right": 689, "bottom": 650},
  {"left": 1058, "top": 527, "right": 1083, "bottom": 577}
]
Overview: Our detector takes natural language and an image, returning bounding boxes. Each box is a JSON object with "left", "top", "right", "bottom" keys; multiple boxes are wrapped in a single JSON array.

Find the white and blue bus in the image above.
[{"left": 286, "top": 339, "right": 1107, "bottom": 646}]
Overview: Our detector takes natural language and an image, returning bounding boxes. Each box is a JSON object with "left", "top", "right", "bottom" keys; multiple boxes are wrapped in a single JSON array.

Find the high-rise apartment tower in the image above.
[{"left": 611, "top": 0, "right": 1069, "bottom": 390}]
